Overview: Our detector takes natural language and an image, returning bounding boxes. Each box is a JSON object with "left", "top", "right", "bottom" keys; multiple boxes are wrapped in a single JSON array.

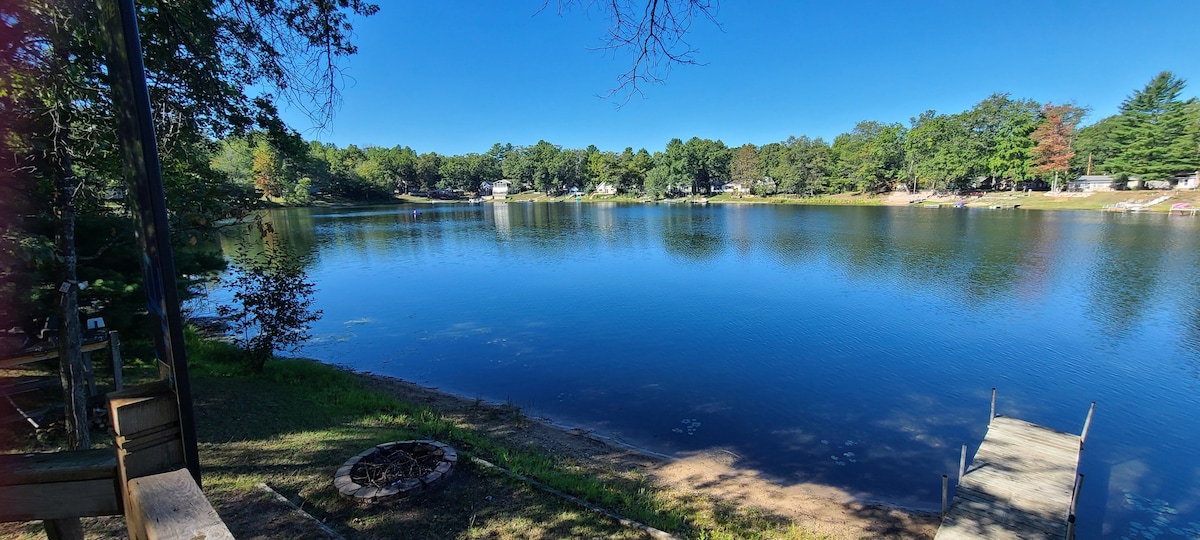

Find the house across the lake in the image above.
[
  {"left": 491, "top": 179, "right": 512, "bottom": 200},
  {"left": 722, "top": 182, "right": 749, "bottom": 196},
  {"left": 595, "top": 182, "right": 617, "bottom": 196},
  {"left": 1068, "top": 175, "right": 1118, "bottom": 192},
  {"left": 1175, "top": 172, "right": 1199, "bottom": 190}
]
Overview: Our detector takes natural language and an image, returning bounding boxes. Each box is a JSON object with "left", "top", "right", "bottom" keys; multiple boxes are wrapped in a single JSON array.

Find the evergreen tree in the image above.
[{"left": 1105, "top": 72, "right": 1200, "bottom": 180}]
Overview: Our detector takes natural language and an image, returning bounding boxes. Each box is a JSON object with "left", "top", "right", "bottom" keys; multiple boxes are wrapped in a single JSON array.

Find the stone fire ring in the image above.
[{"left": 333, "top": 440, "right": 458, "bottom": 505}]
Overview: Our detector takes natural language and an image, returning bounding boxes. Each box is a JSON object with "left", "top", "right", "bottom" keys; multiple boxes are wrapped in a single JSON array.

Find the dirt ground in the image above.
[{"left": 362, "top": 374, "right": 940, "bottom": 540}]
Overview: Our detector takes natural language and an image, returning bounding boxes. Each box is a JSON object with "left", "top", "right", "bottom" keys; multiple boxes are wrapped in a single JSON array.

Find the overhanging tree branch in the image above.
[{"left": 547, "top": 0, "right": 720, "bottom": 104}]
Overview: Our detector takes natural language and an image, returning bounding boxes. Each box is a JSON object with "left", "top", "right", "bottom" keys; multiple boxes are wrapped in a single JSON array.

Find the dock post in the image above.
[
  {"left": 989, "top": 387, "right": 996, "bottom": 425},
  {"left": 109, "top": 331, "right": 123, "bottom": 390},
  {"left": 82, "top": 350, "right": 97, "bottom": 397},
  {"left": 1066, "top": 473, "right": 1084, "bottom": 540},
  {"left": 958, "top": 444, "right": 967, "bottom": 483},
  {"left": 941, "top": 475, "right": 948, "bottom": 518},
  {"left": 1080, "top": 402, "right": 1095, "bottom": 447}
]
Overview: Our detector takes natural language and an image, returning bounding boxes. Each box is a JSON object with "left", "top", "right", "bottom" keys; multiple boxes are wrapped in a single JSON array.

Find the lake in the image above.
[{"left": 208, "top": 202, "right": 1200, "bottom": 539}]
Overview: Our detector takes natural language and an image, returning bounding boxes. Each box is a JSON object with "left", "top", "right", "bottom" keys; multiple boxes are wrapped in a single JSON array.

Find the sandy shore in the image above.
[{"left": 358, "top": 371, "right": 940, "bottom": 539}]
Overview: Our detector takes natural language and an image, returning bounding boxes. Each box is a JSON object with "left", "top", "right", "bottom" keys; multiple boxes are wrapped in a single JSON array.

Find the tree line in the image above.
[{"left": 214, "top": 72, "right": 1200, "bottom": 203}]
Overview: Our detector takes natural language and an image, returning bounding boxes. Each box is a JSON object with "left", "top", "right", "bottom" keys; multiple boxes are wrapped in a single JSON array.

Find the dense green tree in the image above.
[
  {"left": 788, "top": 136, "right": 832, "bottom": 195},
  {"left": 527, "top": 140, "right": 561, "bottom": 193},
  {"left": 966, "top": 94, "right": 1043, "bottom": 187},
  {"left": 552, "top": 149, "right": 588, "bottom": 192},
  {"left": 644, "top": 159, "right": 673, "bottom": 198},
  {"left": 655, "top": 138, "right": 693, "bottom": 195},
  {"left": 682, "top": 137, "right": 731, "bottom": 194},
  {"left": 906, "top": 111, "right": 976, "bottom": 191},
  {"left": 619, "top": 148, "right": 653, "bottom": 194},
  {"left": 831, "top": 121, "right": 906, "bottom": 192},
  {"left": 587, "top": 150, "right": 619, "bottom": 189},
  {"left": 416, "top": 152, "right": 443, "bottom": 192},
  {"left": 1070, "top": 116, "right": 1120, "bottom": 176},
  {"left": 1104, "top": 72, "right": 1200, "bottom": 180},
  {"left": 730, "top": 143, "right": 759, "bottom": 194}
]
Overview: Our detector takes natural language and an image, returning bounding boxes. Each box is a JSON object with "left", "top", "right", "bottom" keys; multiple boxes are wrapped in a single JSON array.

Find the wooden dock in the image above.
[{"left": 936, "top": 391, "right": 1093, "bottom": 540}]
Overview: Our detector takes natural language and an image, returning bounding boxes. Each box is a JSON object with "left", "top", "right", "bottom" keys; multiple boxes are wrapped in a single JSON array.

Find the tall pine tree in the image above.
[{"left": 1104, "top": 72, "right": 1200, "bottom": 180}]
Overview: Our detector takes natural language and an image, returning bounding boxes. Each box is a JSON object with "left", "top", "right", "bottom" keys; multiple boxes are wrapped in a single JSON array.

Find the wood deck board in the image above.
[{"left": 936, "top": 416, "right": 1082, "bottom": 540}]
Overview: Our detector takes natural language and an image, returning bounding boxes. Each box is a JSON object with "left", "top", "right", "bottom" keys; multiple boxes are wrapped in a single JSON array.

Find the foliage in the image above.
[
  {"left": 1102, "top": 72, "right": 1200, "bottom": 180},
  {"left": 831, "top": 121, "right": 906, "bottom": 192},
  {"left": 1, "top": 0, "right": 376, "bottom": 344},
  {"left": 202, "top": 73, "right": 1198, "bottom": 204},
  {"left": 216, "top": 239, "right": 322, "bottom": 373},
  {"left": 1071, "top": 115, "right": 1121, "bottom": 175},
  {"left": 730, "top": 143, "right": 759, "bottom": 193},
  {"left": 1030, "top": 102, "right": 1083, "bottom": 190}
]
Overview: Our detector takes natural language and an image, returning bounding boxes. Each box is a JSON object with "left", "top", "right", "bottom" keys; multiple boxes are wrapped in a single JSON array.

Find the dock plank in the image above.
[{"left": 935, "top": 415, "right": 1083, "bottom": 540}]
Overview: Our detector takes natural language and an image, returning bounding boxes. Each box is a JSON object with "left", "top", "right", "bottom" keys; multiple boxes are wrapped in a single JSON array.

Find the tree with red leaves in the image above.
[{"left": 1031, "top": 103, "right": 1083, "bottom": 191}]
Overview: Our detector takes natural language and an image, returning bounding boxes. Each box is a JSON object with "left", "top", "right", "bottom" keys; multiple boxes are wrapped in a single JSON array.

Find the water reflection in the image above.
[
  {"left": 660, "top": 207, "right": 726, "bottom": 262},
  {"left": 1086, "top": 215, "right": 1169, "bottom": 339},
  {"left": 230, "top": 204, "right": 1200, "bottom": 320}
]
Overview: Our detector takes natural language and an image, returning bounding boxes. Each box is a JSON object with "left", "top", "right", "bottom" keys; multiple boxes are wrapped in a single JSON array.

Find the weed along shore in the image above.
[{"left": 0, "top": 331, "right": 935, "bottom": 539}]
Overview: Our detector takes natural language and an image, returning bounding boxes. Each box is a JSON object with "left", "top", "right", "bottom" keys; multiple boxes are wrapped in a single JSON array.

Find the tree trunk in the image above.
[
  {"left": 50, "top": 46, "right": 90, "bottom": 453},
  {"left": 45, "top": 43, "right": 89, "bottom": 540}
]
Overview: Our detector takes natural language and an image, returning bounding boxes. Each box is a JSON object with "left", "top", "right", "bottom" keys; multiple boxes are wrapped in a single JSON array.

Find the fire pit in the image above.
[{"left": 334, "top": 440, "right": 458, "bottom": 505}]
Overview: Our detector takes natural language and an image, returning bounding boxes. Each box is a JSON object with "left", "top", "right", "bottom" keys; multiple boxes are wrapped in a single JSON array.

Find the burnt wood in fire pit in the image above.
[{"left": 333, "top": 440, "right": 457, "bottom": 505}]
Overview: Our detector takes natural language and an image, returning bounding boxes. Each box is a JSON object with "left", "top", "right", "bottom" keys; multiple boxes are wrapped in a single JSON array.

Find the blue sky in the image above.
[{"left": 279, "top": 0, "right": 1200, "bottom": 155}]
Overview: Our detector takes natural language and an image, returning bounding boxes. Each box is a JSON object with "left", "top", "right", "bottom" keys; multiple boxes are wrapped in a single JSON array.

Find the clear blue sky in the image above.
[{"left": 279, "top": 0, "right": 1200, "bottom": 155}]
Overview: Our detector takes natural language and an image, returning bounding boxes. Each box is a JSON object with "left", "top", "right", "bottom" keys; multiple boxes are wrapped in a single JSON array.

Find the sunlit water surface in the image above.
[{"left": 204, "top": 202, "right": 1200, "bottom": 539}]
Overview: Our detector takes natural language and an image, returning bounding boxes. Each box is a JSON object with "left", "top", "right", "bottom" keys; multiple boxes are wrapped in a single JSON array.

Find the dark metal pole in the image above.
[
  {"left": 990, "top": 387, "right": 996, "bottom": 425},
  {"left": 97, "top": 0, "right": 201, "bottom": 486},
  {"left": 941, "top": 475, "right": 948, "bottom": 518}
]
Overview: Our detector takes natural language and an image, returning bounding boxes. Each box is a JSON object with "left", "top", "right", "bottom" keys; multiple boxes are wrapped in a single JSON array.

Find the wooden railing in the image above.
[{"left": 0, "top": 382, "right": 232, "bottom": 539}]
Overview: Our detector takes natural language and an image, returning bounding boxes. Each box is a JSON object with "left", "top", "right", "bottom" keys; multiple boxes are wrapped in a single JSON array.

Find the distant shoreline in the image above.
[{"left": 371, "top": 190, "right": 1200, "bottom": 214}]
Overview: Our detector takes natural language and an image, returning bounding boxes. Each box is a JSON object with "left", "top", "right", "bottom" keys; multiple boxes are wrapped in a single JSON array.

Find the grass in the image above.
[{"left": 180, "top": 329, "right": 826, "bottom": 539}]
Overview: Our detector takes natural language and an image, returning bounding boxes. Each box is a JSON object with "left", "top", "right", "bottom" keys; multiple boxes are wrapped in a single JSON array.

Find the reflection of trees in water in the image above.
[
  {"left": 959, "top": 212, "right": 1052, "bottom": 304},
  {"left": 223, "top": 205, "right": 481, "bottom": 266},
  {"left": 1176, "top": 227, "right": 1200, "bottom": 371},
  {"left": 1086, "top": 218, "right": 1169, "bottom": 339},
  {"left": 811, "top": 208, "right": 1053, "bottom": 307},
  {"left": 660, "top": 207, "right": 725, "bottom": 261},
  {"left": 1185, "top": 307, "right": 1200, "bottom": 378}
]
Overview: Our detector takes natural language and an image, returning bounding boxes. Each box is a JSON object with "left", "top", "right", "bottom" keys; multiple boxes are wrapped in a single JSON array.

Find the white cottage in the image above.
[
  {"left": 492, "top": 179, "right": 512, "bottom": 200},
  {"left": 595, "top": 182, "right": 617, "bottom": 196},
  {"left": 1068, "top": 175, "right": 1117, "bottom": 192},
  {"left": 1174, "top": 172, "right": 1199, "bottom": 190}
]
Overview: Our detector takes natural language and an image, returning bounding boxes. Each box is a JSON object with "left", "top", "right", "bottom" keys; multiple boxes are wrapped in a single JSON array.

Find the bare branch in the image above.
[{"left": 554, "top": 0, "right": 720, "bottom": 104}]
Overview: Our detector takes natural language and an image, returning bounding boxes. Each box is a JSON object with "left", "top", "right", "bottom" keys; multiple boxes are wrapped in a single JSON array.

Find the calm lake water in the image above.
[{"left": 210, "top": 202, "right": 1200, "bottom": 539}]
